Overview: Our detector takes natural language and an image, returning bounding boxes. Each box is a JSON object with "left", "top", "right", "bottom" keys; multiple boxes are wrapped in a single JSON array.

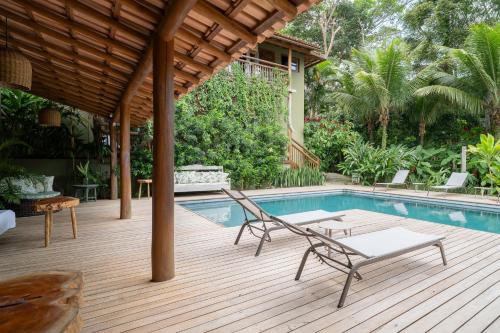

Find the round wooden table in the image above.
[
  {"left": 35, "top": 197, "right": 79, "bottom": 247},
  {"left": 318, "top": 220, "right": 356, "bottom": 257}
]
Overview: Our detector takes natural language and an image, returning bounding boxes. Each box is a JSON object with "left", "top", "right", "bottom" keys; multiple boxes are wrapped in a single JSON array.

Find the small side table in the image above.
[
  {"left": 318, "top": 220, "right": 356, "bottom": 257},
  {"left": 73, "top": 184, "right": 99, "bottom": 202},
  {"left": 35, "top": 196, "right": 79, "bottom": 247},
  {"left": 412, "top": 182, "right": 426, "bottom": 192},
  {"left": 137, "top": 179, "right": 152, "bottom": 199},
  {"left": 474, "top": 186, "right": 493, "bottom": 197}
]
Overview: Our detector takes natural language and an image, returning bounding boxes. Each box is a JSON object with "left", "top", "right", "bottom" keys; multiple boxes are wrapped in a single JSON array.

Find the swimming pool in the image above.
[{"left": 179, "top": 190, "right": 500, "bottom": 233}]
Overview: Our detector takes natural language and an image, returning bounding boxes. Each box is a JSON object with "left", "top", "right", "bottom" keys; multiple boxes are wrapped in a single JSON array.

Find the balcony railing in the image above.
[{"left": 229, "top": 55, "right": 288, "bottom": 83}]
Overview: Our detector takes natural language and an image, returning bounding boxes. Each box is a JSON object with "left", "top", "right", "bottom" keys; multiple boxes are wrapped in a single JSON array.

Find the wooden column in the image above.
[
  {"left": 151, "top": 36, "right": 175, "bottom": 281},
  {"left": 109, "top": 120, "right": 118, "bottom": 200},
  {"left": 120, "top": 101, "right": 132, "bottom": 219}
]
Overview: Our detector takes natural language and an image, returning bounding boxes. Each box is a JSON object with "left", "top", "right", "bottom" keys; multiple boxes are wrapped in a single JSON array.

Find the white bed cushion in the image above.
[
  {"left": 335, "top": 227, "right": 444, "bottom": 258},
  {"left": 276, "top": 210, "right": 342, "bottom": 224},
  {"left": 0, "top": 210, "right": 15, "bottom": 236}
]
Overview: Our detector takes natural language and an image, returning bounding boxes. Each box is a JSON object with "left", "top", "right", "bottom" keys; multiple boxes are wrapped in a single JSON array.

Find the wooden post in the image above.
[
  {"left": 151, "top": 35, "right": 175, "bottom": 282},
  {"left": 120, "top": 101, "right": 132, "bottom": 219},
  {"left": 109, "top": 120, "right": 118, "bottom": 200}
]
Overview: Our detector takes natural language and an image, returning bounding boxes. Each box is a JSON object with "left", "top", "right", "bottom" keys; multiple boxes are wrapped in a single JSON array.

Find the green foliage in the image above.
[
  {"left": 468, "top": 134, "right": 500, "bottom": 189},
  {"left": 174, "top": 63, "right": 288, "bottom": 189},
  {"left": 303, "top": 119, "right": 361, "bottom": 172},
  {"left": 76, "top": 161, "right": 98, "bottom": 185},
  {"left": 273, "top": 168, "right": 326, "bottom": 188},
  {"left": 0, "top": 88, "right": 109, "bottom": 160},
  {"left": 131, "top": 148, "right": 153, "bottom": 179},
  {"left": 338, "top": 139, "right": 417, "bottom": 185},
  {"left": 414, "top": 24, "right": 500, "bottom": 137}
]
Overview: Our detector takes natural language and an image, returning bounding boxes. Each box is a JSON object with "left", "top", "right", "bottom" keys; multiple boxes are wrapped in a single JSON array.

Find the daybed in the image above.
[{"left": 174, "top": 165, "right": 230, "bottom": 193}]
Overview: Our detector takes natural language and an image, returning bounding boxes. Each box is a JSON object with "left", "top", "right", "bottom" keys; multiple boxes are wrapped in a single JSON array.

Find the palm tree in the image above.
[
  {"left": 415, "top": 24, "right": 500, "bottom": 138},
  {"left": 305, "top": 60, "right": 337, "bottom": 118},
  {"left": 333, "top": 39, "right": 411, "bottom": 148}
]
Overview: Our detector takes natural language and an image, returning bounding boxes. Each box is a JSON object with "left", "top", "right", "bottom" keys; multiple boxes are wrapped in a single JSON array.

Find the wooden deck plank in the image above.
[{"left": 0, "top": 189, "right": 498, "bottom": 333}]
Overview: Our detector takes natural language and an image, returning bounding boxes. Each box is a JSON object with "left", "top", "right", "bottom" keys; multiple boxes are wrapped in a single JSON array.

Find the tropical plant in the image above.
[
  {"left": 303, "top": 119, "right": 361, "bottom": 171},
  {"left": 174, "top": 62, "right": 288, "bottom": 189},
  {"left": 338, "top": 139, "right": 417, "bottom": 185},
  {"left": 333, "top": 39, "right": 412, "bottom": 148},
  {"left": 414, "top": 24, "right": 500, "bottom": 138},
  {"left": 76, "top": 161, "right": 97, "bottom": 185},
  {"left": 273, "top": 167, "right": 326, "bottom": 188},
  {"left": 468, "top": 133, "right": 500, "bottom": 190}
]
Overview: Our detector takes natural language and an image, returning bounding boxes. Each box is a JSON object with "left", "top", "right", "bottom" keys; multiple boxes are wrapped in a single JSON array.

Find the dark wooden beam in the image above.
[
  {"left": 152, "top": 36, "right": 175, "bottom": 282},
  {"left": 192, "top": 1, "right": 258, "bottom": 45},
  {"left": 120, "top": 101, "right": 132, "bottom": 219},
  {"left": 112, "top": 0, "right": 198, "bottom": 122},
  {"left": 264, "top": 0, "right": 298, "bottom": 18}
]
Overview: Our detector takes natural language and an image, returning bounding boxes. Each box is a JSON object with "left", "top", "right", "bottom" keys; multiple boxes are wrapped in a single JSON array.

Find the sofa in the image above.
[
  {"left": 174, "top": 165, "right": 230, "bottom": 193},
  {"left": 1, "top": 176, "right": 60, "bottom": 217}
]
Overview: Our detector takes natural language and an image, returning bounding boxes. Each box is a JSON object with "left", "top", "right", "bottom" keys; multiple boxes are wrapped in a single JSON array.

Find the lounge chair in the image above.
[
  {"left": 223, "top": 189, "right": 344, "bottom": 256},
  {"left": 372, "top": 170, "right": 409, "bottom": 192},
  {"left": 279, "top": 220, "right": 447, "bottom": 308},
  {"left": 427, "top": 172, "right": 468, "bottom": 196}
]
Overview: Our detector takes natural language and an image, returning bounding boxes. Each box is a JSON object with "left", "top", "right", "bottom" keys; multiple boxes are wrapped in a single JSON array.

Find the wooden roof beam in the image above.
[
  {"left": 192, "top": 1, "right": 258, "bottom": 45},
  {"left": 112, "top": 0, "right": 198, "bottom": 123},
  {"left": 263, "top": 0, "right": 298, "bottom": 18},
  {"left": 2, "top": 9, "right": 134, "bottom": 71},
  {"left": 65, "top": 0, "right": 146, "bottom": 42},
  {"left": 176, "top": 27, "right": 232, "bottom": 62},
  {"left": 16, "top": 0, "right": 140, "bottom": 59},
  {"left": 174, "top": 52, "right": 214, "bottom": 76}
]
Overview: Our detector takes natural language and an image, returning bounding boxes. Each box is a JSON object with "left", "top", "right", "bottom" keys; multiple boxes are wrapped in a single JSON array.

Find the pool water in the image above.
[{"left": 180, "top": 191, "right": 500, "bottom": 234}]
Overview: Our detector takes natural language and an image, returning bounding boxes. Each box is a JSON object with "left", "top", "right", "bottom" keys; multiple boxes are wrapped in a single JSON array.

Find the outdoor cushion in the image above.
[
  {"left": 175, "top": 171, "right": 229, "bottom": 184},
  {"left": 276, "top": 210, "right": 342, "bottom": 224},
  {"left": 0, "top": 210, "right": 15, "bottom": 236},
  {"left": 20, "top": 191, "right": 61, "bottom": 200},
  {"left": 334, "top": 227, "right": 444, "bottom": 258}
]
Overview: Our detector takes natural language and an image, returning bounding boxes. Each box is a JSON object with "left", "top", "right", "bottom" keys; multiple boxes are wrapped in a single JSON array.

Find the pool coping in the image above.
[{"left": 179, "top": 189, "right": 500, "bottom": 214}]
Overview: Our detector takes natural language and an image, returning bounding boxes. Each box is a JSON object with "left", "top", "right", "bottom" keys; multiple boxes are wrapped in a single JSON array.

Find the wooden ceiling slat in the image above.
[
  {"left": 3, "top": 9, "right": 134, "bottom": 70},
  {"left": 65, "top": 0, "right": 146, "bottom": 42},
  {"left": 192, "top": 1, "right": 258, "bottom": 45},
  {"left": 17, "top": 0, "right": 142, "bottom": 59},
  {"left": 0, "top": 0, "right": 319, "bottom": 124}
]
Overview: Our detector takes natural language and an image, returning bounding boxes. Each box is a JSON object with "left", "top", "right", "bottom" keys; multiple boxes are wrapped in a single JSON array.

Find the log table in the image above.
[
  {"left": 0, "top": 271, "right": 83, "bottom": 333},
  {"left": 35, "top": 197, "right": 79, "bottom": 247}
]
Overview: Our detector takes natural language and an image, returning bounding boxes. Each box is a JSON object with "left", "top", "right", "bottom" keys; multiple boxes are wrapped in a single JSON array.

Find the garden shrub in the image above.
[
  {"left": 174, "top": 63, "right": 288, "bottom": 189},
  {"left": 273, "top": 168, "right": 326, "bottom": 188},
  {"left": 338, "top": 139, "right": 417, "bottom": 185},
  {"left": 304, "top": 119, "right": 361, "bottom": 172}
]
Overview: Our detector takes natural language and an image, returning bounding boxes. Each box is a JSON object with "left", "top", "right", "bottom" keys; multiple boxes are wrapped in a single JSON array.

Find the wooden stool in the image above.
[
  {"left": 137, "top": 179, "right": 152, "bottom": 199},
  {"left": 0, "top": 271, "right": 83, "bottom": 333},
  {"left": 35, "top": 197, "right": 79, "bottom": 247}
]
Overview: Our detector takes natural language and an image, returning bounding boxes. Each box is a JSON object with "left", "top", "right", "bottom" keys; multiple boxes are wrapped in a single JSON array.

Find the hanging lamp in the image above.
[
  {"left": 0, "top": 18, "right": 32, "bottom": 90},
  {"left": 38, "top": 106, "right": 61, "bottom": 127}
]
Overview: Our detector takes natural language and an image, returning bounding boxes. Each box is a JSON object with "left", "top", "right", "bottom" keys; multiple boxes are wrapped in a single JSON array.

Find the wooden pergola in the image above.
[{"left": 0, "top": 0, "right": 318, "bottom": 281}]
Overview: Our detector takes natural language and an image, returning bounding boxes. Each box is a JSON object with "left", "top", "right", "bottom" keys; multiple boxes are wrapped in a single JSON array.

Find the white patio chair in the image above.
[
  {"left": 427, "top": 172, "right": 468, "bottom": 196},
  {"left": 223, "top": 189, "right": 344, "bottom": 256},
  {"left": 372, "top": 170, "right": 409, "bottom": 192}
]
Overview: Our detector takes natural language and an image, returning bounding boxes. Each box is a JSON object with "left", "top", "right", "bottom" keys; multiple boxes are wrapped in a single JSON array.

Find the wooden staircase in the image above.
[{"left": 285, "top": 137, "right": 320, "bottom": 169}]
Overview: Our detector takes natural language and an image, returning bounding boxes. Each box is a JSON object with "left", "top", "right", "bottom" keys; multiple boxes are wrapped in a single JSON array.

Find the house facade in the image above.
[{"left": 236, "top": 33, "right": 324, "bottom": 167}]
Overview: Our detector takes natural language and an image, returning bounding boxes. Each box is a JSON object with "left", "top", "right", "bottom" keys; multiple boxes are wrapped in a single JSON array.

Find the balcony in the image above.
[{"left": 230, "top": 55, "right": 289, "bottom": 83}]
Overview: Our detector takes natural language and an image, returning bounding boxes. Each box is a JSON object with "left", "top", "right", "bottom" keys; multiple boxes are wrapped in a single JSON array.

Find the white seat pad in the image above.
[
  {"left": 0, "top": 210, "right": 16, "bottom": 236},
  {"left": 335, "top": 227, "right": 444, "bottom": 258},
  {"left": 277, "top": 210, "right": 341, "bottom": 224}
]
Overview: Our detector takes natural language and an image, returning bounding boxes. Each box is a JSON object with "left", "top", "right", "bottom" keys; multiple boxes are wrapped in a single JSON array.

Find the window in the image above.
[
  {"left": 281, "top": 55, "right": 299, "bottom": 72},
  {"left": 259, "top": 49, "right": 275, "bottom": 63}
]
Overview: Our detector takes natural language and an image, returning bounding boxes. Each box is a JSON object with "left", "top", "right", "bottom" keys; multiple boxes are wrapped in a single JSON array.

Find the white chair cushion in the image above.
[
  {"left": 335, "top": 227, "right": 444, "bottom": 258},
  {"left": 0, "top": 210, "right": 15, "bottom": 235}
]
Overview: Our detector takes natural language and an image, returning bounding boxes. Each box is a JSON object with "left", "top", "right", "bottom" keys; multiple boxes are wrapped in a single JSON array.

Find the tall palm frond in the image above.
[{"left": 415, "top": 85, "right": 483, "bottom": 114}]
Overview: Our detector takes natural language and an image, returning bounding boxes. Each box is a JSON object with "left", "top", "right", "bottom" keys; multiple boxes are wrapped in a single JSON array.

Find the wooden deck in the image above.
[{"left": 0, "top": 191, "right": 499, "bottom": 332}]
